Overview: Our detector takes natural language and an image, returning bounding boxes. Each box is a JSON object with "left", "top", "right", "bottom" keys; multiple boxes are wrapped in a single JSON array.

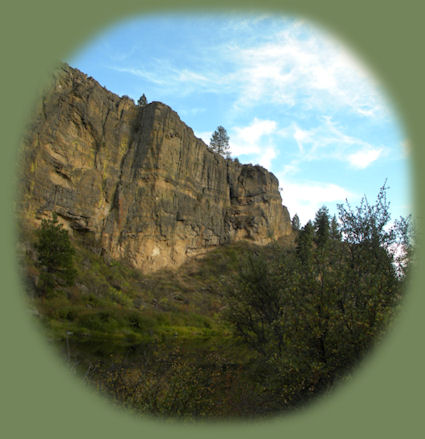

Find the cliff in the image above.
[{"left": 19, "top": 63, "right": 293, "bottom": 272}]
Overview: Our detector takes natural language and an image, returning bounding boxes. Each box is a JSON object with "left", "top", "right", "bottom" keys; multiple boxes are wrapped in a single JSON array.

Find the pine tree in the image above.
[
  {"left": 330, "top": 215, "right": 341, "bottom": 240},
  {"left": 35, "top": 213, "right": 76, "bottom": 295},
  {"left": 314, "top": 206, "right": 330, "bottom": 248},
  {"left": 138, "top": 94, "right": 148, "bottom": 106},
  {"left": 291, "top": 214, "right": 301, "bottom": 231},
  {"left": 209, "top": 126, "right": 230, "bottom": 158},
  {"left": 296, "top": 220, "right": 314, "bottom": 265}
]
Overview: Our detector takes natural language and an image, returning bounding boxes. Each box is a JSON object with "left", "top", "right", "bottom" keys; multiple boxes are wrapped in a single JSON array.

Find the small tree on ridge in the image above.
[
  {"left": 138, "top": 94, "right": 148, "bottom": 106},
  {"left": 210, "top": 126, "right": 230, "bottom": 158}
]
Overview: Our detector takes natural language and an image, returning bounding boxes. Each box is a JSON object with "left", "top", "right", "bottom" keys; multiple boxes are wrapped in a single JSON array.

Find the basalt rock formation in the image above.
[{"left": 19, "top": 63, "right": 293, "bottom": 272}]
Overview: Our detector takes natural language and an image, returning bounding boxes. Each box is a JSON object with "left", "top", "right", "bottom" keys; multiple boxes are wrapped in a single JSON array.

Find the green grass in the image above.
[{"left": 22, "top": 233, "right": 260, "bottom": 347}]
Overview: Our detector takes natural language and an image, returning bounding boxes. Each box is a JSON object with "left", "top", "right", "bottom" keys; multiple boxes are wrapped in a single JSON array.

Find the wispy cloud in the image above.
[
  {"left": 180, "top": 107, "right": 206, "bottom": 117},
  {"left": 112, "top": 66, "right": 169, "bottom": 86},
  {"left": 279, "top": 116, "right": 388, "bottom": 169},
  {"left": 110, "top": 63, "right": 227, "bottom": 96},
  {"left": 224, "top": 20, "right": 385, "bottom": 117},
  {"left": 109, "top": 19, "right": 387, "bottom": 119},
  {"left": 107, "top": 45, "right": 139, "bottom": 63}
]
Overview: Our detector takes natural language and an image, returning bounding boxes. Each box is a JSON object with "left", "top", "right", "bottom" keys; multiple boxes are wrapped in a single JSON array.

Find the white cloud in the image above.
[
  {"left": 197, "top": 121, "right": 278, "bottom": 169},
  {"left": 281, "top": 163, "right": 300, "bottom": 177},
  {"left": 293, "top": 125, "right": 311, "bottom": 154},
  {"left": 347, "top": 147, "right": 384, "bottom": 169},
  {"left": 258, "top": 147, "right": 277, "bottom": 169},
  {"left": 194, "top": 130, "right": 212, "bottom": 145},
  {"left": 196, "top": 121, "right": 279, "bottom": 169},
  {"left": 277, "top": 177, "right": 356, "bottom": 225},
  {"left": 228, "top": 118, "right": 279, "bottom": 169},
  {"left": 230, "top": 118, "right": 277, "bottom": 155}
]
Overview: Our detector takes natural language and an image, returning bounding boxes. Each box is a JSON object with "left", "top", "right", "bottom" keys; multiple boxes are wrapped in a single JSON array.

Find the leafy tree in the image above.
[
  {"left": 35, "top": 213, "right": 76, "bottom": 295},
  {"left": 224, "top": 184, "right": 412, "bottom": 408},
  {"left": 337, "top": 182, "right": 410, "bottom": 280},
  {"left": 224, "top": 251, "right": 288, "bottom": 359},
  {"left": 138, "top": 94, "right": 148, "bottom": 106},
  {"left": 209, "top": 126, "right": 230, "bottom": 158},
  {"left": 337, "top": 182, "right": 394, "bottom": 248}
]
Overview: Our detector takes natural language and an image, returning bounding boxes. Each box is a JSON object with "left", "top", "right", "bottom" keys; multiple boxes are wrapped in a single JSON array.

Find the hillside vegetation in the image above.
[{"left": 18, "top": 184, "right": 413, "bottom": 419}]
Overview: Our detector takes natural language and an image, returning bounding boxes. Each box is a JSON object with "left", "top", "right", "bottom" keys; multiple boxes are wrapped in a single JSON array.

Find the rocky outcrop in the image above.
[{"left": 19, "top": 63, "right": 293, "bottom": 272}]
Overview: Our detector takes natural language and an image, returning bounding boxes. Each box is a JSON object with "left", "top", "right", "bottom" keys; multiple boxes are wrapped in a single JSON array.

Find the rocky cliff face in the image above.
[{"left": 19, "top": 64, "right": 293, "bottom": 272}]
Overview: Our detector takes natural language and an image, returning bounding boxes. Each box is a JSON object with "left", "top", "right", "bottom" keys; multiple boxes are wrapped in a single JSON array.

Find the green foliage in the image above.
[
  {"left": 224, "top": 184, "right": 412, "bottom": 408},
  {"left": 291, "top": 213, "right": 300, "bottom": 231},
  {"left": 330, "top": 215, "right": 341, "bottom": 240},
  {"left": 35, "top": 213, "right": 76, "bottom": 295},
  {"left": 209, "top": 126, "right": 230, "bottom": 158},
  {"left": 137, "top": 93, "right": 147, "bottom": 106},
  {"left": 313, "top": 206, "right": 330, "bottom": 248},
  {"left": 224, "top": 251, "right": 288, "bottom": 359},
  {"left": 296, "top": 220, "right": 314, "bottom": 265},
  {"left": 337, "top": 182, "right": 412, "bottom": 278}
]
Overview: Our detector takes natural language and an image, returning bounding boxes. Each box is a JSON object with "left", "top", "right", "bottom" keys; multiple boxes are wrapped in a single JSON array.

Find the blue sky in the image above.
[{"left": 68, "top": 13, "right": 411, "bottom": 226}]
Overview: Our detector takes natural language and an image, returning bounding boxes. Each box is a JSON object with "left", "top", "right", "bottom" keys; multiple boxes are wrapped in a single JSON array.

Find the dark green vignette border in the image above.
[{"left": 1, "top": 1, "right": 424, "bottom": 438}]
